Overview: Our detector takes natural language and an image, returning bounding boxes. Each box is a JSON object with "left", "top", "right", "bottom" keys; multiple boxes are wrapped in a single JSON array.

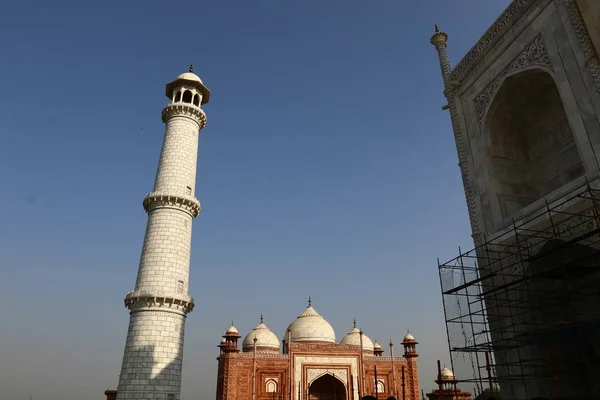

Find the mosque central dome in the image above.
[{"left": 286, "top": 299, "right": 336, "bottom": 344}]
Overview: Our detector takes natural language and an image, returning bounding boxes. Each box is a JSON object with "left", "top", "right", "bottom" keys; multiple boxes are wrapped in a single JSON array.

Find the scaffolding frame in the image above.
[{"left": 438, "top": 180, "right": 600, "bottom": 399}]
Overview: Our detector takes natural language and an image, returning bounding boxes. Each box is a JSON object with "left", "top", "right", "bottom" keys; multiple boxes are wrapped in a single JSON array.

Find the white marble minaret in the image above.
[{"left": 116, "top": 65, "right": 210, "bottom": 400}]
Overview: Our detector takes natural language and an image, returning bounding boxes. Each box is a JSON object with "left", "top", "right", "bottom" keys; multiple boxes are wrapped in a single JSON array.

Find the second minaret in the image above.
[{"left": 116, "top": 66, "right": 211, "bottom": 400}]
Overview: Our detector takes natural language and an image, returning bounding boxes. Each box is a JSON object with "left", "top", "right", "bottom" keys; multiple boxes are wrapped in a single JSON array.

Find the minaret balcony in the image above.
[
  {"left": 161, "top": 103, "right": 207, "bottom": 128},
  {"left": 143, "top": 192, "right": 201, "bottom": 218},
  {"left": 124, "top": 290, "right": 195, "bottom": 314}
]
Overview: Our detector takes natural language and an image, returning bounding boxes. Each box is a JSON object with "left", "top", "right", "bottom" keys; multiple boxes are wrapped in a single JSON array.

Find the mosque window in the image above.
[
  {"left": 186, "top": 186, "right": 192, "bottom": 195},
  {"left": 174, "top": 91, "right": 181, "bottom": 102},
  {"left": 177, "top": 280, "right": 184, "bottom": 294},
  {"left": 193, "top": 94, "right": 200, "bottom": 106},
  {"left": 182, "top": 90, "right": 193, "bottom": 104},
  {"left": 167, "top": 394, "right": 175, "bottom": 400},
  {"left": 375, "top": 379, "right": 384, "bottom": 393}
]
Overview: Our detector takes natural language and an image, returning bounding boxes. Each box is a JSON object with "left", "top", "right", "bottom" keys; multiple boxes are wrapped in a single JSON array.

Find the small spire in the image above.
[
  {"left": 353, "top": 318, "right": 357, "bottom": 328},
  {"left": 231, "top": 320, "right": 234, "bottom": 326},
  {"left": 435, "top": 23, "right": 440, "bottom": 33},
  {"left": 260, "top": 314, "right": 264, "bottom": 324},
  {"left": 189, "top": 64, "right": 194, "bottom": 73},
  {"left": 389, "top": 339, "right": 394, "bottom": 346},
  {"left": 308, "top": 296, "right": 312, "bottom": 307}
]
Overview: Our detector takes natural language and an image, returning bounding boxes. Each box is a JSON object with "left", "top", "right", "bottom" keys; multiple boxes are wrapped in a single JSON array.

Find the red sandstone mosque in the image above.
[{"left": 216, "top": 299, "right": 420, "bottom": 400}]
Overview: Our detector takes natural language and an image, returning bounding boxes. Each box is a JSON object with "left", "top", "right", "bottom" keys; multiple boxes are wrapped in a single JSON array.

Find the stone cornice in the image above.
[
  {"left": 162, "top": 103, "right": 207, "bottom": 129},
  {"left": 124, "top": 291, "right": 195, "bottom": 314},
  {"left": 448, "top": 0, "right": 550, "bottom": 86},
  {"left": 143, "top": 191, "right": 201, "bottom": 218}
]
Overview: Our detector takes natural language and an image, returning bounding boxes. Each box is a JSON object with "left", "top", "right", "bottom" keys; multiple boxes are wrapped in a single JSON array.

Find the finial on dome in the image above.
[
  {"left": 260, "top": 314, "right": 264, "bottom": 324},
  {"left": 389, "top": 338, "right": 393, "bottom": 346},
  {"left": 308, "top": 296, "right": 312, "bottom": 307},
  {"left": 189, "top": 64, "right": 194, "bottom": 73},
  {"left": 353, "top": 318, "right": 356, "bottom": 328},
  {"left": 435, "top": 23, "right": 440, "bottom": 33}
]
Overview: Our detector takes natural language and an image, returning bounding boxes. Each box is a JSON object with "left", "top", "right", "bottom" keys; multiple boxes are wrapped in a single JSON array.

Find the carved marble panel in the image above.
[
  {"left": 306, "top": 369, "right": 348, "bottom": 386},
  {"left": 474, "top": 34, "right": 553, "bottom": 127}
]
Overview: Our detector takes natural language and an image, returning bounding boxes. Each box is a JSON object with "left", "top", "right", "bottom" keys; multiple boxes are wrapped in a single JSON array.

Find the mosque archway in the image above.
[{"left": 308, "top": 374, "right": 346, "bottom": 400}]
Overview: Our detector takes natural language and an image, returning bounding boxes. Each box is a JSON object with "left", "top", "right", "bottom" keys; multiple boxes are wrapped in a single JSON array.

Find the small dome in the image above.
[
  {"left": 286, "top": 299, "right": 336, "bottom": 343},
  {"left": 243, "top": 315, "right": 280, "bottom": 352},
  {"left": 403, "top": 332, "right": 415, "bottom": 342},
  {"left": 374, "top": 342, "right": 382, "bottom": 350},
  {"left": 440, "top": 367, "right": 455, "bottom": 380},
  {"left": 220, "top": 337, "right": 226, "bottom": 343},
  {"left": 177, "top": 71, "right": 203, "bottom": 84},
  {"left": 226, "top": 324, "right": 238, "bottom": 335},
  {"left": 340, "top": 320, "right": 374, "bottom": 351}
]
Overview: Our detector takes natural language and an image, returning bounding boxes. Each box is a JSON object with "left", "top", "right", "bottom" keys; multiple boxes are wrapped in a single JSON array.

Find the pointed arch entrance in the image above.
[
  {"left": 308, "top": 374, "right": 346, "bottom": 400},
  {"left": 483, "top": 68, "right": 584, "bottom": 223}
]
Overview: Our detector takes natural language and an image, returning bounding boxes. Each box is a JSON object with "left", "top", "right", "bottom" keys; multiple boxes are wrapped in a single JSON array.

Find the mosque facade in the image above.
[{"left": 216, "top": 300, "right": 420, "bottom": 400}]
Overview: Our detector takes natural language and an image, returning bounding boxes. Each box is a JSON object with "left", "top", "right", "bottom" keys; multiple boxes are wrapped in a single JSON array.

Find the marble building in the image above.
[{"left": 432, "top": 0, "right": 600, "bottom": 398}]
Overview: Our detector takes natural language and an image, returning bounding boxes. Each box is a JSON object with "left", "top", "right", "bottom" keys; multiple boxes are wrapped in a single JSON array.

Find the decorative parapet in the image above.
[
  {"left": 162, "top": 103, "right": 207, "bottom": 128},
  {"left": 448, "top": 0, "right": 548, "bottom": 85},
  {"left": 143, "top": 192, "right": 201, "bottom": 218},
  {"left": 124, "top": 291, "right": 195, "bottom": 314},
  {"left": 363, "top": 355, "right": 408, "bottom": 364},
  {"left": 235, "top": 352, "right": 290, "bottom": 359}
]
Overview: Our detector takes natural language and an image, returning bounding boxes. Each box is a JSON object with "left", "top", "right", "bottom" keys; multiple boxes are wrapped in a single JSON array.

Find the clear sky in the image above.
[{"left": 0, "top": 1, "right": 511, "bottom": 399}]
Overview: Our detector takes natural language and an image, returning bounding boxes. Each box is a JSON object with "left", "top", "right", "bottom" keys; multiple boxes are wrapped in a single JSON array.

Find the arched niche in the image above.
[
  {"left": 483, "top": 68, "right": 584, "bottom": 223},
  {"left": 308, "top": 374, "right": 346, "bottom": 400}
]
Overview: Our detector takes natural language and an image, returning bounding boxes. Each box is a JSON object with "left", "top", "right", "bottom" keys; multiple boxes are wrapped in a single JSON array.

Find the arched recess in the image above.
[
  {"left": 193, "top": 93, "right": 200, "bottom": 106},
  {"left": 182, "top": 90, "right": 193, "bottom": 104},
  {"left": 483, "top": 68, "right": 585, "bottom": 223},
  {"left": 308, "top": 374, "right": 346, "bottom": 400},
  {"left": 174, "top": 90, "right": 181, "bottom": 102},
  {"left": 265, "top": 379, "right": 278, "bottom": 393}
]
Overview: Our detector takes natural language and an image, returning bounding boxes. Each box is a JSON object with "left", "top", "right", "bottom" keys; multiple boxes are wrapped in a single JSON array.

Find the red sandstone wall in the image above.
[
  {"left": 218, "top": 353, "right": 290, "bottom": 400},
  {"left": 218, "top": 352, "right": 420, "bottom": 400}
]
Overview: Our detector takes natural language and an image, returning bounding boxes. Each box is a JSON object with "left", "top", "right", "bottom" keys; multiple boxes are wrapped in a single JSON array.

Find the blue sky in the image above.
[{"left": 0, "top": 1, "right": 511, "bottom": 399}]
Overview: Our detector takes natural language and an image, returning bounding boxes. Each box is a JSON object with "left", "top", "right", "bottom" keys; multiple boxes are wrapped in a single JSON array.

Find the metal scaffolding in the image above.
[{"left": 437, "top": 181, "right": 600, "bottom": 399}]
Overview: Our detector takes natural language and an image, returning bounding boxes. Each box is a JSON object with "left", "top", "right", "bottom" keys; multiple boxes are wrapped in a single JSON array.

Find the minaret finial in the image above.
[
  {"left": 353, "top": 318, "right": 357, "bottom": 328},
  {"left": 260, "top": 314, "right": 264, "bottom": 324},
  {"left": 308, "top": 296, "right": 312, "bottom": 307},
  {"left": 189, "top": 64, "right": 194, "bottom": 73},
  {"left": 231, "top": 320, "right": 234, "bottom": 326},
  {"left": 435, "top": 23, "right": 440, "bottom": 33}
]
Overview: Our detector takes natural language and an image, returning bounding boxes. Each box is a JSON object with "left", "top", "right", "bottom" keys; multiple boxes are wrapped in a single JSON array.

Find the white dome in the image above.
[
  {"left": 440, "top": 367, "right": 455, "bottom": 380},
  {"left": 286, "top": 301, "right": 336, "bottom": 343},
  {"left": 243, "top": 316, "right": 280, "bottom": 352},
  {"left": 226, "top": 324, "right": 238, "bottom": 335},
  {"left": 177, "top": 71, "right": 203, "bottom": 83},
  {"left": 403, "top": 332, "right": 415, "bottom": 342},
  {"left": 340, "top": 322, "right": 374, "bottom": 351},
  {"left": 374, "top": 342, "right": 382, "bottom": 349}
]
